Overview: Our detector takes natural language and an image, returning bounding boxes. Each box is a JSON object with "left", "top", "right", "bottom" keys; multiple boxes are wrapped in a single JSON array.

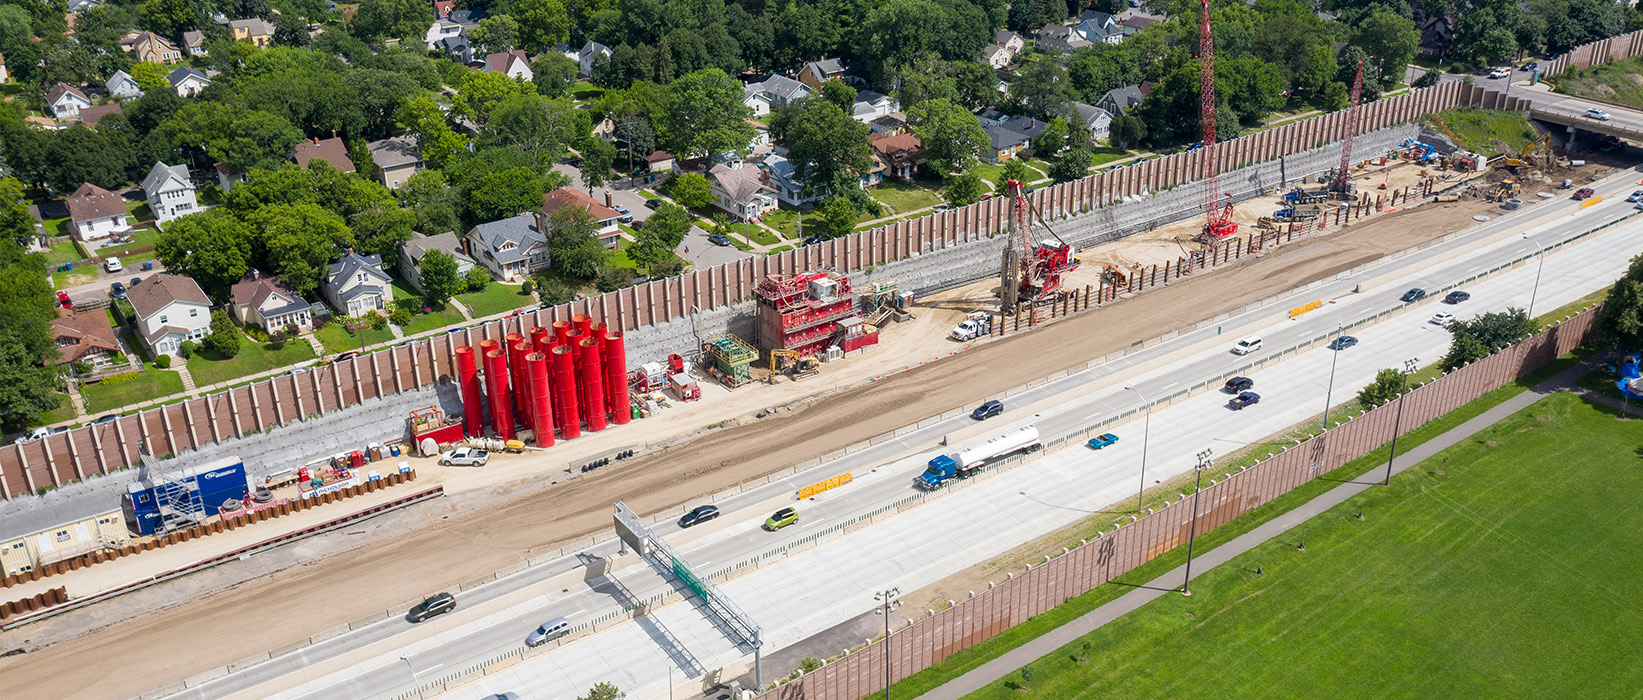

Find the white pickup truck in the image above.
[
  {"left": 440, "top": 447, "right": 489, "bottom": 466},
  {"left": 950, "top": 311, "right": 992, "bottom": 341}
]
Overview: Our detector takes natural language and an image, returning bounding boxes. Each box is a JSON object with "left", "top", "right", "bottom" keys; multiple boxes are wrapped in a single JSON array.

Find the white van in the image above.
[{"left": 1230, "top": 336, "right": 1262, "bottom": 355}]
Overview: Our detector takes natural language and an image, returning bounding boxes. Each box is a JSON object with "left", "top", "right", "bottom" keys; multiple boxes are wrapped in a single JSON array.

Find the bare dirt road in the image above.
[{"left": 0, "top": 195, "right": 1507, "bottom": 700}]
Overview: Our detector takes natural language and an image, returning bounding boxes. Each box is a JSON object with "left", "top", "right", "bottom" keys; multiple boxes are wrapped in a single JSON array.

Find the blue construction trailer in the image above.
[{"left": 122, "top": 456, "right": 250, "bottom": 536}]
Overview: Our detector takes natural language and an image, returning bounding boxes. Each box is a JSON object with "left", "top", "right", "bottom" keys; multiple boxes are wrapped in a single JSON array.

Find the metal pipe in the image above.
[
  {"left": 527, "top": 352, "right": 553, "bottom": 447},
  {"left": 454, "top": 346, "right": 483, "bottom": 437},
  {"left": 483, "top": 349, "right": 514, "bottom": 440},
  {"left": 580, "top": 338, "right": 608, "bottom": 432},
  {"left": 552, "top": 345, "right": 580, "bottom": 439},
  {"left": 605, "top": 330, "right": 631, "bottom": 425},
  {"left": 513, "top": 341, "right": 535, "bottom": 427},
  {"left": 505, "top": 332, "right": 527, "bottom": 421}
]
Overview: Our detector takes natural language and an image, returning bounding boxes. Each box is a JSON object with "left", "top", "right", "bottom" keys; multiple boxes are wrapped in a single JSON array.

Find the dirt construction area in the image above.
[{"left": 0, "top": 163, "right": 1603, "bottom": 700}]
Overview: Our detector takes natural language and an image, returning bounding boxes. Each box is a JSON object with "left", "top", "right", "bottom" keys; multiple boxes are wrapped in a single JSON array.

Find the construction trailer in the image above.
[
  {"left": 122, "top": 455, "right": 250, "bottom": 536},
  {"left": 704, "top": 333, "right": 759, "bottom": 388},
  {"left": 755, "top": 270, "right": 880, "bottom": 358}
]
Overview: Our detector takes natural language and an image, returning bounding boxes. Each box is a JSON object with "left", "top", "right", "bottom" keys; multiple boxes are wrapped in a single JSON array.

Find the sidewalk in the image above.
[{"left": 915, "top": 358, "right": 1601, "bottom": 700}]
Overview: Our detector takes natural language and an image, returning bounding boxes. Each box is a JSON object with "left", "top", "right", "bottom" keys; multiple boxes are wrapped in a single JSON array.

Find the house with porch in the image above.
[
  {"left": 465, "top": 213, "right": 548, "bottom": 282},
  {"left": 540, "top": 188, "right": 623, "bottom": 247},
  {"left": 106, "top": 70, "right": 143, "bottom": 100},
  {"left": 708, "top": 164, "right": 778, "bottom": 221},
  {"left": 321, "top": 252, "right": 392, "bottom": 317},
  {"left": 399, "top": 231, "right": 476, "bottom": 292},
  {"left": 65, "top": 183, "right": 130, "bottom": 242},
  {"left": 484, "top": 50, "right": 533, "bottom": 81},
  {"left": 127, "top": 274, "right": 212, "bottom": 357},
  {"left": 46, "top": 83, "right": 90, "bottom": 120},
  {"left": 231, "top": 271, "right": 314, "bottom": 332},
  {"left": 141, "top": 161, "right": 198, "bottom": 225},
  {"left": 52, "top": 309, "right": 121, "bottom": 369},
  {"left": 871, "top": 133, "right": 923, "bottom": 181}
]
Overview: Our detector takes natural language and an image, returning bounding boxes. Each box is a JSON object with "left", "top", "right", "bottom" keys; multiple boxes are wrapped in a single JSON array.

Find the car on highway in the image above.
[
  {"left": 679, "top": 504, "right": 720, "bottom": 528},
  {"left": 1628, "top": 190, "right": 1643, "bottom": 203},
  {"left": 644, "top": 199, "right": 664, "bottom": 209},
  {"left": 440, "top": 447, "right": 489, "bottom": 466},
  {"left": 104, "top": 256, "right": 123, "bottom": 272},
  {"left": 1087, "top": 433, "right": 1119, "bottom": 450},
  {"left": 482, "top": 694, "right": 520, "bottom": 700},
  {"left": 1230, "top": 335, "right": 1263, "bottom": 355},
  {"left": 1400, "top": 288, "right": 1427, "bottom": 302},
  {"left": 1586, "top": 108, "right": 1612, "bottom": 121},
  {"left": 1329, "top": 335, "right": 1359, "bottom": 350},
  {"left": 407, "top": 592, "right": 456, "bottom": 622},
  {"left": 1487, "top": 67, "right": 1511, "bottom": 79},
  {"left": 525, "top": 618, "right": 571, "bottom": 647},
  {"left": 1228, "top": 391, "right": 1261, "bottom": 410},
  {"left": 1573, "top": 187, "right": 1596, "bottom": 200},
  {"left": 110, "top": 281, "right": 126, "bottom": 299},
  {"left": 708, "top": 233, "right": 732, "bottom": 246},
  {"left": 1444, "top": 290, "right": 1471, "bottom": 304},
  {"left": 612, "top": 204, "right": 633, "bottom": 222},
  {"left": 1224, "top": 376, "right": 1254, "bottom": 393},
  {"left": 972, "top": 400, "right": 1004, "bottom": 420},
  {"left": 56, "top": 290, "right": 73, "bottom": 308},
  {"left": 764, "top": 507, "right": 799, "bottom": 531},
  {"left": 1430, "top": 311, "right": 1455, "bottom": 325}
]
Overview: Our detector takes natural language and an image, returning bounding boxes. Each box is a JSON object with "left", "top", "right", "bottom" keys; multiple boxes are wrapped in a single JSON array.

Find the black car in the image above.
[
  {"left": 110, "top": 281, "right": 126, "bottom": 299},
  {"left": 408, "top": 592, "right": 456, "bottom": 622},
  {"left": 708, "top": 233, "right": 732, "bottom": 246},
  {"left": 1329, "top": 335, "right": 1358, "bottom": 351},
  {"left": 1444, "top": 290, "right": 1470, "bottom": 304},
  {"left": 679, "top": 505, "right": 720, "bottom": 528},
  {"left": 804, "top": 234, "right": 827, "bottom": 246},
  {"left": 1223, "top": 376, "right": 1253, "bottom": 393},
  {"left": 94, "top": 413, "right": 121, "bottom": 424},
  {"left": 1400, "top": 288, "right": 1427, "bottom": 303},
  {"left": 645, "top": 199, "right": 664, "bottom": 209},
  {"left": 972, "top": 400, "right": 1004, "bottom": 420},
  {"left": 1229, "top": 391, "right": 1261, "bottom": 410}
]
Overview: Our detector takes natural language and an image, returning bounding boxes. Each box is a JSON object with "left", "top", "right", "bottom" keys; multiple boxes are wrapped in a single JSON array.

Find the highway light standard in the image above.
[
  {"left": 1523, "top": 234, "right": 1546, "bottom": 319},
  {"left": 875, "top": 587, "right": 901, "bottom": 698},
  {"left": 1321, "top": 323, "right": 1344, "bottom": 434},
  {"left": 1383, "top": 358, "right": 1420, "bottom": 486},
  {"left": 1125, "top": 385, "right": 1152, "bottom": 513},
  {"left": 1181, "top": 449, "right": 1212, "bottom": 597}
]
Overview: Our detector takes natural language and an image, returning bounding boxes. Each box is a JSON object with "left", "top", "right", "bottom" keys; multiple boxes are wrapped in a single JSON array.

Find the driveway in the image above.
[{"left": 57, "top": 259, "right": 170, "bottom": 306}]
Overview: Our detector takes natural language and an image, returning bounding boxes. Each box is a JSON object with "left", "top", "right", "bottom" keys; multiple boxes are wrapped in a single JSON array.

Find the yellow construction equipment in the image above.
[
  {"left": 1488, "top": 179, "right": 1520, "bottom": 202},
  {"left": 1498, "top": 133, "right": 1550, "bottom": 171},
  {"left": 770, "top": 349, "right": 820, "bottom": 380},
  {"left": 1101, "top": 264, "right": 1129, "bottom": 286}
]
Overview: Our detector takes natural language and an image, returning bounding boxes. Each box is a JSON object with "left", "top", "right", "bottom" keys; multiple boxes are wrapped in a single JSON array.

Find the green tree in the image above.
[
  {"left": 1411, "top": 69, "right": 1441, "bottom": 89},
  {"left": 1049, "top": 147, "right": 1091, "bottom": 183},
  {"left": 909, "top": 98, "right": 988, "bottom": 176},
  {"left": 532, "top": 53, "right": 580, "bottom": 98},
  {"left": 577, "top": 681, "right": 625, "bottom": 700},
  {"left": 625, "top": 225, "right": 673, "bottom": 275},
  {"left": 1356, "top": 367, "right": 1409, "bottom": 409},
  {"left": 514, "top": 0, "right": 570, "bottom": 53},
  {"left": 1441, "top": 308, "right": 1539, "bottom": 371},
  {"left": 1034, "top": 117, "right": 1070, "bottom": 158},
  {"left": 578, "top": 136, "right": 617, "bottom": 193},
  {"left": 944, "top": 170, "right": 984, "bottom": 206},
  {"left": 1011, "top": 59, "right": 1073, "bottom": 120},
  {"left": 465, "top": 267, "right": 491, "bottom": 292},
  {"left": 644, "top": 203, "right": 691, "bottom": 249},
  {"left": 482, "top": 94, "right": 588, "bottom": 163},
  {"left": 1354, "top": 10, "right": 1419, "bottom": 82},
  {"left": 402, "top": 170, "right": 460, "bottom": 233},
  {"left": 453, "top": 70, "right": 537, "bottom": 125},
  {"left": 993, "top": 159, "right": 1033, "bottom": 195},
  {"left": 0, "top": 244, "right": 62, "bottom": 431},
  {"left": 467, "top": 14, "right": 519, "bottom": 54},
  {"left": 659, "top": 68, "right": 754, "bottom": 157},
  {"left": 353, "top": 0, "right": 430, "bottom": 40},
  {"left": 139, "top": 0, "right": 203, "bottom": 38},
  {"left": 669, "top": 172, "right": 714, "bottom": 210},
  {"left": 814, "top": 196, "right": 857, "bottom": 239},
  {"left": 1595, "top": 254, "right": 1643, "bottom": 350},
  {"left": 774, "top": 96, "right": 872, "bottom": 199},
  {"left": 1109, "top": 114, "right": 1146, "bottom": 148},
  {"left": 154, "top": 211, "right": 254, "bottom": 302},
  {"left": 161, "top": 103, "right": 303, "bottom": 173},
  {"left": 398, "top": 94, "right": 470, "bottom": 168},
  {"left": 0, "top": 178, "right": 34, "bottom": 248},
  {"left": 819, "top": 79, "right": 857, "bottom": 113},
  {"left": 247, "top": 203, "right": 353, "bottom": 297},
  {"left": 48, "top": 127, "right": 127, "bottom": 193},
  {"left": 204, "top": 309, "right": 242, "bottom": 358},
  {"left": 418, "top": 249, "right": 462, "bottom": 307},
  {"left": 543, "top": 206, "right": 605, "bottom": 279},
  {"left": 130, "top": 61, "right": 171, "bottom": 94}
]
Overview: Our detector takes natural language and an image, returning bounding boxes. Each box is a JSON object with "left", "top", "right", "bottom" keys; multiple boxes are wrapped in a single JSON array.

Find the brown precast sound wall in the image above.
[
  {"left": 759, "top": 306, "right": 1597, "bottom": 700},
  {"left": 1541, "top": 29, "right": 1643, "bottom": 76},
  {"left": 0, "top": 83, "right": 1534, "bottom": 499}
]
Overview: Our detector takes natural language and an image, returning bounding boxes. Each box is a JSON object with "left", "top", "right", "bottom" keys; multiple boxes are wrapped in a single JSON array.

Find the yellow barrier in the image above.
[
  {"left": 796, "top": 472, "right": 854, "bottom": 500},
  {"left": 1288, "top": 300, "right": 1323, "bottom": 319},
  {"left": 1581, "top": 195, "right": 1603, "bottom": 209}
]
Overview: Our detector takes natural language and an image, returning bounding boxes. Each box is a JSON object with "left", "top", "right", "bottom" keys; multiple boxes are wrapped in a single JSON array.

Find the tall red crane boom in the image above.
[
  {"left": 1199, "top": 0, "right": 1236, "bottom": 240},
  {"left": 1333, "top": 60, "right": 1365, "bottom": 193}
]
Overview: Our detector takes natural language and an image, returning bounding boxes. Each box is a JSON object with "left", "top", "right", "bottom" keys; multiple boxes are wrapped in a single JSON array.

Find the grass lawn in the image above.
[
  {"left": 570, "top": 82, "right": 605, "bottom": 101},
  {"left": 456, "top": 282, "right": 531, "bottom": 318},
  {"left": 52, "top": 266, "right": 100, "bottom": 289},
  {"left": 969, "top": 162, "right": 1007, "bottom": 184},
  {"left": 872, "top": 181, "right": 941, "bottom": 213},
  {"left": 1550, "top": 55, "right": 1643, "bottom": 110},
  {"left": 42, "top": 238, "right": 83, "bottom": 266},
  {"left": 401, "top": 307, "right": 465, "bottom": 335},
  {"left": 41, "top": 392, "right": 78, "bottom": 424},
  {"left": 1089, "top": 147, "right": 1127, "bottom": 168},
  {"left": 1421, "top": 107, "right": 1539, "bottom": 158},
  {"left": 82, "top": 368, "right": 185, "bottom": 414},
  {"left": 729, "top": 221, "right": 779, "bottom": 246},
  {"left": 187, "top": 334, "right": 317, "bottom": 386},
  {"left": 968, "top": 392, "right": 1643, "bottom": 699},
  {"left": 314, "top": 321, "right": 394, "bottom": 354},
  {"left": 764, "top": 208, "right": 821, "bottom": 240},
  {"left": 97, "top": 227, "right": 161, "bottom": 265},
  {"left": 126, "top": 201, "right": 155, "bottom": 223},
  {"left": 42, "top": 216, "right": 70, "bottom": 237}
]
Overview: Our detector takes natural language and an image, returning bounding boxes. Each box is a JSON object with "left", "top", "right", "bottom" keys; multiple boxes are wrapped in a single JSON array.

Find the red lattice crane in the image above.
[
  {"left": 1199, "top": 0, "right": 1236, "bottom": 241},
  {"left": 1332, "top": 60, "right": 1365, "bottom": 194}
]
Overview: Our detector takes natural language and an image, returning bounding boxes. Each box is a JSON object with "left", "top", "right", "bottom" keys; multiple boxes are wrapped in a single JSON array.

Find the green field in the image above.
[
  {"left": 967, "top": 392, "right": 1643, "bottom": 699},
  {"left": 315, "top": 321, "right": 393, "bottom": 354},
  {"left": 187, "top": 333, "right": 317, "bottom": 386},
  {"left": 1421, "top": 107, "right": 1539, "bottom": 158},
  {"left": 872, "top": 181, "right": 941, "bottom": 213},
  {"left": 400, "top": 307, "right": 465, "bottom": 335},
  {"left": 81, "top": 369, "right": 184, "bottom": 413},
  {"left": 1551, "top": 55, "right": 1643, "bottom": 110},
  {"left": 456, "top": 281, "right": 531, "bottom": 318}
]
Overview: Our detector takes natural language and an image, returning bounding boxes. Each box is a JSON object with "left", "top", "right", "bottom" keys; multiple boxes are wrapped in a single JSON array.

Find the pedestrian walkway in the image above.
[
  {"left": 450, "top": 298, "right": 474, "bottom": 320},
  {"left": 915, "top": 359, "right": 1600, "bottom": 700},
  {"left": 302, "top": 333, "right": 325, "bottom": 357},
  {"left": 65, "top": 383, "right": 88, "bottom": 418},
  {"left": 175, "top": 365, "right": 196, "bottom": 392}
]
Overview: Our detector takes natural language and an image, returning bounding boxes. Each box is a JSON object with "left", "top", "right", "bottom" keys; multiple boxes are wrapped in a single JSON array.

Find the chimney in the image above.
[{"left": 604, "top": 191, "right": 612, "bottom": 207}]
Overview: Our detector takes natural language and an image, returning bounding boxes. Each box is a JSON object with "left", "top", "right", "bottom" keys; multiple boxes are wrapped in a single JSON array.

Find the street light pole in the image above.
[
  {"left": 1321, "top": 323, "right": 1343, "bottom": 434},
  {"left": 1383, "top": 358, "right": 1420, "bottom": 486},
  {"left": 1181, "top": 449, "right": 1212, "bottom": 596},
  {"left": 1125, "top": 385, "right": 1151, "bottom": 513},
  {"left": 1523, "top": 234, "right": 1546, "bottom": 319},
  {"left": 875, "top": 587, "right": 901, "bottom": 698}
]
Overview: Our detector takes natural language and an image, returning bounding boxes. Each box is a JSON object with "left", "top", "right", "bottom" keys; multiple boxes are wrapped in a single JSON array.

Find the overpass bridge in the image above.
[{"left": 1529, "top": 103, "right": 1643, "bottom": 142}]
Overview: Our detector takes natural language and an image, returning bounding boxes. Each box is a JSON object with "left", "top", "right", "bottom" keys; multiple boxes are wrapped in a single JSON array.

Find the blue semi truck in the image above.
[{"left": 915, "top": 426, "right": 1041, "bottom": 489}]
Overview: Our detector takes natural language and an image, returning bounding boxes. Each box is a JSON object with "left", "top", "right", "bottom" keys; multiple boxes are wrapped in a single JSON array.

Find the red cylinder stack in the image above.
[
  {"left": 455, "top": 346, "right": 484, "bottom": 436},
  {"left": 505, "top": 332, "right": 527, "bottom": 420},
  {"left": 553, "top": 320, "right": 571, "bottom": 347},
  {"left": 484, "top": 349, "right": 514, "bottom": 440},
  {"left": 552, "top": 345, "right": 581, "bottom": 439},
  {"left": 529, "top": 326, "right": 550, "bottom": 355},
  {"left": 527, "top": 352, "right": 554, "bottom": 447},
  {"left": 605, "top": 330, "right": 630, "bottom": 425},
  {"left": 572, "top": 314, "right": 592, "bottom": 338},
  {"left": 476, "top": 339, "right": 499, "bottom": 433},
  {"left": 512, "top": 341, "right": 535, "bottom": 426},
  {"left": 579, "top": 338, "right": 607, "bottom": 432}
]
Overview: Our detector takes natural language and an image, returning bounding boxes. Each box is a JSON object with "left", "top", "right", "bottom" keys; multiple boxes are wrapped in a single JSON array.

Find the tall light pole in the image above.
[
  {"left": 1181, "top": 449, "right": 1212, "bottom": 596},
  {"left": 875, "top": 587, "right": 901, "bottom": 698},
  {"left": 1125, "top": 385, "right": 1151, "bottom": 513},
  {"left": 1321, "top": 323, "right": 1343, "bottom": 433},
  {"left": 1523, "top": 234, "right": 1546, "bottom": 320},
  {"left": 1382, "top": 357, "right": 1420, "bottom": 486}
]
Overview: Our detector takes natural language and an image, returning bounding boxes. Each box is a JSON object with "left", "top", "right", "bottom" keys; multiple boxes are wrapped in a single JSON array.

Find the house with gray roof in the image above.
[
  {"left": 1096, "top": 85, "right": 1147, "bottom": 117},
  {"left": 168, "top": 66, "right": 210, "bottom": 97},
  {"left": 106, "top": 70, "right": 144, "bottom": 101},
  {"left": 743, "top": 75, "right": 812, "bottom": 117},
  {"left": 367, "top": 135, "right": 422, "bottom": 189},
  {"left": 994, "top": 29, "right": 1025, "bottom": 55},
  {"left": 183, "top": 30, "right": 207, "bottom": 56},
  {"left": 576, "top": 40, "right": 611, "bottom": 77},
  {"left": 797, "top": 58, "right": 845, "bottom": 90},
  {"left": 231, "top": 270, "right": 313, "bottom": 332},
  {"left": 141, "top": 161, "right": 197, "bottom": 225},
  {"left": 399, "top": 231, "right": 476, "bottom": 292},
  {"left": 464, "top": 213, "right": 548, "bottom": 282},
  {"left": 321, "top": 252, "right": 392, "bottom": 317},
  {"left": 1073, "top": 102, "right": 1113, "bottom": 141},
  {"left": 1036, "top": 23, "right": 1091, "bottom": 52},
  {"left": 708, "top": 164, "right": 778, "bottom": 221},
  {"left": 851, "top": 90, "right": 899, "bottom": 123},
  {"left": 981, "top": 124, "right": 1031, "bottom": 163}
]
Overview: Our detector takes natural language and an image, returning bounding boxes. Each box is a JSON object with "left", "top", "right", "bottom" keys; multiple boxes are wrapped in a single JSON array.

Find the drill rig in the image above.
[{"left": 998, "top": 179, "right": 1080, "bottom": 316}]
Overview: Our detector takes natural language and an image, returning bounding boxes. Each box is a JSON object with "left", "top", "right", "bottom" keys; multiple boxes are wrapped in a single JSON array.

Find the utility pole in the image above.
[
  {"left": 1182, "top": 449, "right": 1212, "bottom": 596},
  {"left": 1383, "top": 358, "right": 1420, "bottom": 486},
  {"left": 1321, "top": 323, "right": 1343, "bottom": 433},
  {"left": 1126, "top": 385, "right": 1152, "bottom": 513},
  {"left": 875, "top": 587, "right": 902, "bottom": 697},
  {"left": 1523, "top": 234, "right": 1546, "bottom": 319}
]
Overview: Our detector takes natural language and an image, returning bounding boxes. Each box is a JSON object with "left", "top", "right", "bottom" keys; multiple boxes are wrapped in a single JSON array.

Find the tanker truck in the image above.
[{"left": 914, "top": 425, "right": 1042, "bottom": 489}]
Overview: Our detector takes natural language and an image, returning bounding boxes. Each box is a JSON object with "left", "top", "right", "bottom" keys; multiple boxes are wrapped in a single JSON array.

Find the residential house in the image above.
[
  {"left": 749, "top": 119, "right": 771, "bottom": 152},
  {"left": 67, "top": 0, "right": 101, "bottom": 12},
  {"left": 126, "top": 274, "right": 212, "bottom": 356},
  {"left": 982, "top": 44, "right": 1013, "bottom": 70},
  {"left": 1072, "top": 102, "right": 1112, "bottom": 141},
  {"left": 425, "top": 19, "right": 474, "bottom": 62},
  {"left": 79, "top": 104, "right": 122, "bottom": 128},
  {"left": 707, "top": 164, "right": 778, "bottom": 220},
  {"left": 756, "top": 155, "right": 817, "bottom": 208},
  {"left": 592, "top": 115, "right": 615, "bottom": 140},
  {"left": 1035, "top": 23, "right": 1090, "bottom": 52},
  {"left": 742, "top": 75, "right": 811, "bottom": 117},
  {"left": 1096, "top": 84, "right": 1147, "bottom": 117},
  {"left": 645, "top": 150, "right": 676, "bottom": 173},
  {"left": 45, "top": 83, "right": 90, "bottom": 120},
  {"left": 465, "top": 213, "right": 548, "bottom": 282},
  {"left": 183, "top": 30, "right": 207, "bottom": 57},
  {"left": 321, "top": 252, "right": 392, "bottom": 316},
  {"left": 51, "top": 309, "right": 121, "bottom": 369},
  {"left": 434, "top": 0, "right": 454, "bottom": 18},
  {"left": 993, "top": 29, "right": 1024, "bottom": 55},
  {"left": 230, "top": 271, "right": 314, "bottom": 332},
  {"left": 105, "top": 70, "right": 143, "bottom": 100},
  {"left": 1077, "top": 17, "right": 1124, "bottom": 45},
  {"left": 1419, "top": 16, "right": 1455, "bottom": 58},
  {"left": 484, "top": 50, "right": 533, "bottom": 81},
  {"left": 981, "top": 124, "right": 1031, "bottom": 163},
  {"left": 141, "top": 161, "right": 197, "bottom": 225},
  {"left": 1119, "top": 15, "right": 1157, "bottom": 36},
  {"left": 850, "top": 90, "right": 899, "bottom": 123},
  {"left": 213, "top": 163, "right": 247, "bottom": 194},
  {"left": 119, "top": 31, "right": 182, "bottom": 64},
  {"left": 0, "top": 52, "right": 8, "bottom": 83},
  {"left": 367, "top": 135, "right": 422, "bottom": 189},
  {"left": 294, "top": 136, "right": 356, "bottom": 173},
  {"left": 796, "top": 58, "right": 846, "bottom": 90},
  {"left": 398, "top": 231, "right": 476, "bottom": 292},
  {"left": 576, "top": 41, "right": 611, "bottom": 78},
  {"left": 871, "top": 133, "right": 923, "bottom": 181},
  {"left": 540, "top": 188, "right": 623, "bottom": 247},
  {"left": 869, "top": 112, "right": 909, "bottom": 137},
  {"left": 224, "top": 17, "right": 276, "bottom": 46},
  {"left": 168, "top": 66, "right": 211, "bottom": 97},
  {"left": 65, "top": 183, "right": 130, "bottom": 241}
]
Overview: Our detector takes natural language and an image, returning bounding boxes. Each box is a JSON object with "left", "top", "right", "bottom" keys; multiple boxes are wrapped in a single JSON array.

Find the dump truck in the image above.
[
  {"left": 1284, "top": 188, "right": 1328, "bottom": 204},
  {"left": 914, "top": 425, "right": 1041, "bottom": 489},
  {"left": 950, "top": 311, "right": 993, "bottom": 341}
]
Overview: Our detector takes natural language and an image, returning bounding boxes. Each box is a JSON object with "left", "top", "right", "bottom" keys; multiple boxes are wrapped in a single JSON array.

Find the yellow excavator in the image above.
[
  {"left": 1497, "top": 133, "right": 1550, "bottom": 172},
  {"left": 770, "top": 349, "right": 821, "bottom": 381}
]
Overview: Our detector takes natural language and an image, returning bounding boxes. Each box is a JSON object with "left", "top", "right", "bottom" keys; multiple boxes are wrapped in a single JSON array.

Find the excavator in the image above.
[
  {"left": 1495, "top": 133, "right": 1550, "bottom": 173},
  {"left": 770, "top": 349, "right": 821, "bottom": 381}
]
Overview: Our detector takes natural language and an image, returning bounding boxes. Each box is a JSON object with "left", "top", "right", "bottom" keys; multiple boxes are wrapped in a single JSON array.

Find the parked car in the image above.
[
  {"left": 1444, "top": 290, "right": 1471, "bottom": 304},
  {"left": 1224, "top": 376, "right": 1254, "bottom": 393},
  {"left": 708, "top": 233, "right": 732, "bottom": 246},
  {"left": 94, "top": 413, "right": 121, "bottom": 424},
  {"left": 1487, "top": 67, "right": 1511, "bottom": 79},
  {"left": 56, "top": 291, "right": 73, "bottom": 308},
  {"left": 933, "top": 204, "right": 950, "bottom": 212},
  {"left": 129, "top": 276, "right": 142, "bottom": 287},
  {"left": 1087, "top": 433, "right": 1119, "bottom": 450},
  {"left": 110, "top": 281, "right": 126, "bottom": 299},
  {"left": 644, "top": 199, "right": 664, "bottom": 209},
  {"left": 972, "top": 400, "right": 1004, "bottom": 420},
  {"left": 440, "top": 447, "right": 489, "bottom": 466},
  {"left": 1400, "top": 288, "right": 1427, "bottom": 302},
  {"left": 1430, "top": 311, "right": 1455, "bottom": 325},
  {"left": 1228, "top": 391, "right": 1261, "bottom": 410},
  {"left": 103, "top": 256, "right": 123, "bottom": 272},
  {"left": 13, "top": 426, "right": 62, "bottom": 444},
  {"left": 1586, "top": 108, "right": 1611, "bottom": 121},
  {"left": 613, "top": 205, "right": 633, "bottom": 223},
  {"left": 763, "top": 507, "right": 799, "bottom": 531},
  {"left": 525, "top": 618, "right": 571, "bottom": 647},
  {"left": 679, "top": 504, "right": 720, "bottom": 528},
  {"left": 333, "top": 350, "right": 360, "bottom": 363},
  {"left": 1573, "top": 187, "right": 1596, "bottom": 200},
  {"left": 1329, "top": 335, "right": 1358, "bottom": 351},
  {"left": 408, "top": 593, "right": 456, "bottom": 622},
  {"left": 804, "top": 235, "right": 826, "bottom": 246},
  {"left": 630, "top": 218, "right": 645, "bottom": 229}
]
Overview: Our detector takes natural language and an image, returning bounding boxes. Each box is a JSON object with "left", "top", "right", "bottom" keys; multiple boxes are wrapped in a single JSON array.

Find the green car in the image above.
[{"left": 764, "top": 507, "right": 799, "bottom": 531}]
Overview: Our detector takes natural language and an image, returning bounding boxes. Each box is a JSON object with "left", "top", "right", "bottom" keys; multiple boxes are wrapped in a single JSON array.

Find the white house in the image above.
[
  {"left": 742, "top": 75, "right": 811, "bottom": 118},
  {"left": 399, "top": 231, "right": 476, "bottom": 292},
  {"left": 575, "top": 41, "right": 611, "bottom": 78},
  {"left": 141, "top": 161, "right": 198, "bottom": 225},
  {"left": 105, "top": 70, "right": 144, "bottom": 101},
  {"left": 0, "top": 51, "right": 8, "bottom": 83},
  {"left": 321, "top": 252, "right": 392, "bottom": 317},
  {"left": 707, "top": 164, "right": 778, "bottom": 221},
  {"left": 850, "top": 90, "right": 899, "bottom": 123},
  {"left": 213, "top": 162, "right": 247, "bottom": 194},
  {"left": 168, "top": 66, "right": 211, "bottom": 97},
  {"left": 46, "top": 83, "right": 90, "bottom": 120},
  {"left": 761, "top": 155, "right": 821, "bottom": 208},
  {"left": 483, "top": 50, "right": 533, "bottom": 81},
  {"left": 425, "top": 19, "right": 473, "bottom": 62},
  {"left": 230, "top": 271, "right": 313, "bottom": 332},
  {"left": 1072, "top": 102, "right": 1113, "bottom": 142},
  {"left": 981, "top": 44, "right": 1013, "bottom": 70},
  {"left": 465, "top": 213, "right": 548, "bottom": 282},
  {"left": 126, "top": 273, "right": 212, "bottom": 356},
  {"left": 993, "top": 29, "right": 1025, "bottom": 55},
  {"left": 65, "top": 183, "right": 130, "bottom": 242}
]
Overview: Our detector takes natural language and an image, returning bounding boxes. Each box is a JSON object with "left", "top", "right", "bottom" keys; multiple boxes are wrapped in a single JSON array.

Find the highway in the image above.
[{"left": 195, "top": 174, "right": 1643, "bottom": 700}]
